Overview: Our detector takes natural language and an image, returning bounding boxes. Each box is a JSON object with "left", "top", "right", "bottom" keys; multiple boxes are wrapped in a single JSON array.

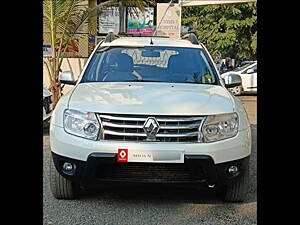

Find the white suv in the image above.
[{"left": 49, "top": 33, "right": 251, "bottom": 202}]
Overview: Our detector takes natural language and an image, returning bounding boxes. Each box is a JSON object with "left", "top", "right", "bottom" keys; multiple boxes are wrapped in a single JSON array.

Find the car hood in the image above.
[{"left": 68, "top": 82, "right": 234, "bottom": 115}]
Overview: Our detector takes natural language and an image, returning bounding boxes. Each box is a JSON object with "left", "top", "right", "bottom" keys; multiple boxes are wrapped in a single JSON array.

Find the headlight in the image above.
[
  {"left": 201, "top": 113, "right": 238, "bottom": 143},
  {"left": 63, "top": 109, "right": 101, "bottom": 140}
]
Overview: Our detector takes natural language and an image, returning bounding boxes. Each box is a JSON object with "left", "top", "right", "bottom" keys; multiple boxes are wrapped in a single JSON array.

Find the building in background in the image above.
[
  {"left": 43, "top": 0, "right": 174, "bottom": 58},
  {"left": 43, "top": 0, "right": 256, "bottom": 90},
  {"left": 43, "top": 0, "right": 256, "bottom": 58},
  {"left": 43, "top": 0, "right": 173, "bottom": 91}
]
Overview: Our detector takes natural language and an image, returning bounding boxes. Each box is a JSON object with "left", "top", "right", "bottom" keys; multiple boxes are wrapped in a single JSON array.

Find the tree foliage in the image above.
[
  {"left": 182, "top": 2, "right": 257, "bottom": 61},
  {"left": 43, "top": 0, "right": 153, "bottom": 107},
  {"left": 43, "top": 0, "right": 99, "bottom": 107}
]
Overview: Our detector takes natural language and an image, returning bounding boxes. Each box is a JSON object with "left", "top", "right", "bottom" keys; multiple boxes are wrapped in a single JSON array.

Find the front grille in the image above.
[
  {"left": 95, "top": 163, "right": 205, "bottom": 183},
  {"left": 97, "top": 114, "right": 205, "bottom": 142}
]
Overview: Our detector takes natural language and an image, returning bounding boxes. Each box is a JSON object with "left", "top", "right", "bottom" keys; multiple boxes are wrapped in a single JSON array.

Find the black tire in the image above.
[
  {"left": 229, "top": 85, "right": 243, "bottom": 96},
  {"left": 50, "top": 157, "right": 77, "bottom": 199},
  {"left": 219, "top": 164, "right": 249, "bottom": 202},
  {"left": 43, "top": 117, "right": 50, "bottom": 129}
]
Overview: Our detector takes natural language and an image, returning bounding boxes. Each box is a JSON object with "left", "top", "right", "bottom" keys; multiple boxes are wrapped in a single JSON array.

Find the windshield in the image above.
[
  {"left": 81, "top": 46, "right": 219, "bottom": 85},
  {"left": 234, "top": 62, "right": 256, "bottom": 72}
]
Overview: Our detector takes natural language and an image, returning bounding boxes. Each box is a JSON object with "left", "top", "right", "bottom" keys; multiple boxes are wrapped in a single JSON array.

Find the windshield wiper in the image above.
[
  {"left": 116, "top": 80, "right": 204, "bottom": 84},
  {"left": 117, "top": 80, "right": 163, "bottom": 82}
]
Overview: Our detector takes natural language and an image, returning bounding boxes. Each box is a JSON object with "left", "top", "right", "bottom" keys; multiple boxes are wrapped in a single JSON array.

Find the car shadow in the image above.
[
  {"left": 43, "top": 126, "right": 49, "bottom": 135},
  {"left": 77, "top": 184, "right": 222, "bottom": 204},
  {"left": 240, "top": 93, "right": 257, "bottom": 96},
  {"left": 76, "top": 180, "right": 255, "bottom": 205}
]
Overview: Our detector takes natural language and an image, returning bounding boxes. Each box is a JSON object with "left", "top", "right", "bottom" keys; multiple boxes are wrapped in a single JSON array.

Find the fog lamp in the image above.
[
  {"left": 228, "top": 165, "right": 239, "bottom": 175},
  {"left": 62, "top": 162, "right": 75, "bottom": 175}
]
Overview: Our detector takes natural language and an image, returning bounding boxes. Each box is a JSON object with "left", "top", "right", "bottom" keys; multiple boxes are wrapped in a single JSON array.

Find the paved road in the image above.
[
  {"left": 237, "top": 95, "right": 257, "bottom": 125},
  {"left": 43, "top": 95, "right": 257, "bottom": 225}
]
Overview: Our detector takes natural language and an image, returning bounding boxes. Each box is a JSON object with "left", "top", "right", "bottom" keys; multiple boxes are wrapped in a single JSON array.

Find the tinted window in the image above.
[
  {"left": 234, "top": 62, "right": 255, "bottom": 72},
  {"left": 81, "top": 46, "right": 219, "bottom": 85},
  {"left": 251, "top": 64, "right": 257, "bottom": 72}
]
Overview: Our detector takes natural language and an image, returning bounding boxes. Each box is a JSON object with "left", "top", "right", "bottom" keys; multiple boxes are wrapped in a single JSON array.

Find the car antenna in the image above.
[{"left": 150, "top": 37, "right": 153, "bottom": 45}]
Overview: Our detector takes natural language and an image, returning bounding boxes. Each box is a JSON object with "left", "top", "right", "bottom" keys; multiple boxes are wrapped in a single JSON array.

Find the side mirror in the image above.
[
  {"left": 59, "top": 71, "right": 76, "bottom": 85},
  {"left": 246, "top": 68, "right": 255, "bottom": 74},
  {"left": 223, "top": 74, "right": 242, "bottom": 88}
]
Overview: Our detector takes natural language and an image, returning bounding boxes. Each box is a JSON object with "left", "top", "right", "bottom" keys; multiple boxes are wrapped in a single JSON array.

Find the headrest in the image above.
[{"left": 115, "top": 53, "right": 133, "bottom": 72}]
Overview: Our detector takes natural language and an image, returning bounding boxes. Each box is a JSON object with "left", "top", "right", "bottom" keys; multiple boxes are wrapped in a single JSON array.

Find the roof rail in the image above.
[
  {"left": 103, "top": 31, "right": 170, "bottom": 43},
  {"left": 118, "top": 32, "right": 170, "bottom": 38},
  {"left": 182, "top": 33, "right": 199, "bottom": 45},
  {"left": 104, "top": 32, "right": 120, "bottom": 43}
]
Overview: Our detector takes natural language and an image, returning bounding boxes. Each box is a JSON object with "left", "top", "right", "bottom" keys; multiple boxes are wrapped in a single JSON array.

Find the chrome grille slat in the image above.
[
  {"left": 99, "top": 114, "right": 204, "bottom": 122},
  {"left": 100, "top": 114, "right": 147, "bottom": 121},
  {"left": 102, "top": 121, "right": 200, "bottom": 129},
  {"left": 97, "top": 114, "right": 204, "bottom": 143},
  {"left": 157, "top": 117, "right": 203, "bottom": 122},
  {"left": 102, "top": 121, "right": 143, "bottom": 129},
  {"left": 104, "top": 130, "right": 199, "bottom": 138}
]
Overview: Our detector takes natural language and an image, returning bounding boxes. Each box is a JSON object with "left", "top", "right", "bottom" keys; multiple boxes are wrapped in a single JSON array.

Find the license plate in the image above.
[
  {"left": 117, "top": 149, "right": 183, "bottom": 163},
  {"left": 117, "top": 149, "right": 153, "bottom": 163},
  {"left": 129, "top": 152, "right": 153, "bottom": 162}
]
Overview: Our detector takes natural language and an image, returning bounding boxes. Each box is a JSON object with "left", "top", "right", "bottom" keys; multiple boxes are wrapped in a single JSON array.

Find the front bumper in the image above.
[
  {"left": 52, "top": 152, "right": 250, "bottom": 188},
  {"left": 50, "top": 125, "right": 251, "bottom": 165}
]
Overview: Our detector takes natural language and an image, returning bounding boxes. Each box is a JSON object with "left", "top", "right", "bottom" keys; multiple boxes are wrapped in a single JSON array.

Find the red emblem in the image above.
[{"left": 117, "top": 149, "right": 128, "bottom": 162}]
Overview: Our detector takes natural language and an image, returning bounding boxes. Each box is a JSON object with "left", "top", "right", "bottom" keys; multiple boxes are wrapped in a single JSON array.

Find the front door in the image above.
[{"left": 242, "top": 64, "right": 257, "bottom": 92}]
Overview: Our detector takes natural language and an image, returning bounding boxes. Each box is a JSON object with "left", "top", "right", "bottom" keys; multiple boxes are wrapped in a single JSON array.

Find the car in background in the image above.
[
  {"left": 43, "top": 88, "right": 52, "bottom": 125},
  {"left": 238, "top": 60, "right": 255, "bottom": 68},
  {"left": 221, "top": 61, "right": 257, "bottom": 95}
]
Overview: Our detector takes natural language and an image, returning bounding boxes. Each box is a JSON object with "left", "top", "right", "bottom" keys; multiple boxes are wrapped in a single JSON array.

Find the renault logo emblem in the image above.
[{"left": 143, "top": 117, "right": 160, "bottom": 141}]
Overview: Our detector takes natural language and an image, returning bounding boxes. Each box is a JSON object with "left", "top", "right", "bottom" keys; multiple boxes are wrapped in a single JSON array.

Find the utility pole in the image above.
[
  {"left": 88, "top": 0, "right": 97, "bottom": 55},
  {"left": 119, "top": 0, "right": 126, "bottom": 34}
]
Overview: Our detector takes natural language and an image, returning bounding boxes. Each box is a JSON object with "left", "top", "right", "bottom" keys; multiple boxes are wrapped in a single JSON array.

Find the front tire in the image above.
[
  {"left": 50, "top": 157, "right": 77, "bottom": 199},
  {"left": 230, "top": 85, "right": 243, "bottom": 96},
  {"left": 219, "top": 164, "right": 249, "bottom": 202}
]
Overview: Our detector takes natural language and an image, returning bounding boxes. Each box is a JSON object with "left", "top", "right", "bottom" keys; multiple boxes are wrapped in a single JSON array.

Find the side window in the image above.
[
  {"left": 81, "top": 54, "right": 101, "bottom": 82},
  {"left": 243, "top": 64, "right": 257, "bottom": 74}
]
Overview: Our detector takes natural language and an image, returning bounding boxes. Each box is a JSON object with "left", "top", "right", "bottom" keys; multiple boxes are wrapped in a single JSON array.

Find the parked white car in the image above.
[
  {"left": 49, "top": 33, "right": 251, "bottom": 202},
  {"left": 221, "top": 62, "right": 257, "bottom": 95}
]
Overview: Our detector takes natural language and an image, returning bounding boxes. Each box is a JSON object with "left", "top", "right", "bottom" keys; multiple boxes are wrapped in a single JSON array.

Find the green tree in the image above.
[
  {"left": 182, "top": 2, "right": 257, "bottom": 61},
  {"left": 43, "top": 0, "right": 155, "bottom": 107},
  {"left": 43, "top": 0, "right": 114, "bottom": 107}
]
